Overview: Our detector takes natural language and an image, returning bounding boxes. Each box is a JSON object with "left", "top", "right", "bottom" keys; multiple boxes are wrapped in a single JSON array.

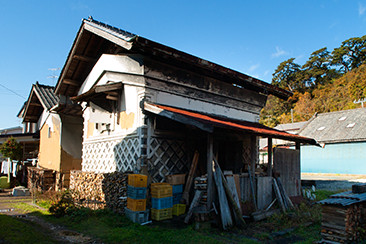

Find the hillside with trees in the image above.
[{"left": 260, "top": 35, "right": 366, "bottom": 127}]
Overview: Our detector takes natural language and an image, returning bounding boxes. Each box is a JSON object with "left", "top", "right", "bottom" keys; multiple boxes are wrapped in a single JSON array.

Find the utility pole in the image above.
[{"left": 353, "top": 98, "right": 366, "bottom": 108}]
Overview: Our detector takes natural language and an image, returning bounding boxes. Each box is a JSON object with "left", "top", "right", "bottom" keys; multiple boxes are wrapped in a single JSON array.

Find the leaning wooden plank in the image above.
[
  {"left": 213, "top": 163, "right": 233, "bottom": 230},
  {"left": 226, "top": 175, "right": 241, "bottom": 212},
  {"left": 184, "top": 190, "right": 202, "bottom": 224},
  {"left": 275, "top": 178, "right": 288, "bottom": 210},
  {"left": 214, "top": 158, "right": 245, "bottom": 227},
  {"left": 272, "top": 178, "right": 286, "bottom": 213},
  {"left": 277, "top": 177, "right": 295, "bottom": 209},
  {"left": 181, "top": 151, "right": 199, "bottom": 205},
  {"left": 252, "top": 209, "right": 280, "bottom": 221}
]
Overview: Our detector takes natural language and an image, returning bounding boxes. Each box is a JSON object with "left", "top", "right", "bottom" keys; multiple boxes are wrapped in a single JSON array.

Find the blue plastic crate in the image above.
[
  {"left": 151, "top": 197, "right": 173, "bottom": 210},
  {"left": 172, "top": 184, "right": 183, "bottom": 194},
  {"left": 124, "top": 207, "right": 149, "bottom": 224},
  {"left": 173, "top": 193, "right": 182, "bottom": 205},
  {"left": 127, "top": 185, "right": 147, "bottom": 199}
]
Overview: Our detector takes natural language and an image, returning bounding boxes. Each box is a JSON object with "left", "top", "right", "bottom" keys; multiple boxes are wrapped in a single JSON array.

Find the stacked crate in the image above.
[
  {"left": 151, "top": 183, "right": 173, "bottom": 221},
  {"left": 167, "top": 174, "right": 186, "bottom": 216},
  {"left": 125, "top": 174, "right": 149, "bottom": 224}
]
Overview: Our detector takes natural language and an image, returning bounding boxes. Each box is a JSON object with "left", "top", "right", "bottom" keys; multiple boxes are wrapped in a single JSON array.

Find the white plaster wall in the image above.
[
  {"left": 78, "top": 54, "right": 144, "bottom": 95},
  {"left": 151, "top": 91, "right": 260, "bottom": 123},
  {"left": 82, "top": 85, "right": 144, "bottom": 142}
]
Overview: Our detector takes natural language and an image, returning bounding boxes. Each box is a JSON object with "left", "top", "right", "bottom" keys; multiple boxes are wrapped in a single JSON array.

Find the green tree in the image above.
[
  {"left": 0, "top": 137, "right": 23, "bottom": 161},
  {"left": 302, "top": 47, "right": 340, "bottom": 88},
  {"left": 331, "top": 35, "right": 366, "bottom": 73},
  {"left": 272, "top": 58, "right": 304, "bottom": 92}
]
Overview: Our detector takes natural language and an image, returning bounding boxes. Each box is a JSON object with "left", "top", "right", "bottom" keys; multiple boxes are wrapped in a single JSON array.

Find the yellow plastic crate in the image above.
[
  {"left": 172, "top": 204, "right": 186, "bottom": 216},
  {"left": 128, "top": 174, "right": 148, "bottom": 187},
  {"left": 127, "top": 198, "right": 146, "bottom": 211},
  {"left": 151, "top": 183, "right": 172, "bottom": 198},
  {"left": 151, "top": 208, "right": 172, "bottom": 221},
  {"left": 166, "top": 174, "right": 186, "bottom": 185}
]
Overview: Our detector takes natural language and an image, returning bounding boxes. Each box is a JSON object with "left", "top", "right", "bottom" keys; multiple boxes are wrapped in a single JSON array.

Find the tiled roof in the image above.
[
  {"left": 33, "top": 82, "right": 59, "bottom": 110},
  {"left": 55, "top": 17, "right": 292, "bottom": 100},
  {"left": 299, "top": 108, "right": 366, "bottom": 143}
]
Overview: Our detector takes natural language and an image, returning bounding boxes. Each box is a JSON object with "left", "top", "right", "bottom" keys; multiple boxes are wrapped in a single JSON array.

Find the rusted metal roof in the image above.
[
  {"left": 299, "top": 108, "right": 366, "bottom": 144},
  {"left": 318, "top": 191, "right": 366, "bottom": 206},
  {"left": 55, "top": 17, "right": 292, "bottom": 100},
  {"left": 144, "top": 102, "right": 317, "bottom": 144}
]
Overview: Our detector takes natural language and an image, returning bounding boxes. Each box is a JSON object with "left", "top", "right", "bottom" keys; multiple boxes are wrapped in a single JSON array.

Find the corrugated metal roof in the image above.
[
  {"left": 144, "top": 102, "right": 317, "bottom": 144},
  {"left": 275, "top": 121, "right": 307, "bottom": 134},
  {"left": 318, "top": 191, "right": 366, "bottom": 206},
  {"left": 299, "top": 108, "right": 366, "bottom": 143}
]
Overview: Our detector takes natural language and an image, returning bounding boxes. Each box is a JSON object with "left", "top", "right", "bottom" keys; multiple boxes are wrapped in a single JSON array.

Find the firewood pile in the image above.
[
  {"left": 27, "top": 167, "right": 55, "bottom": 192},
  {"left": 321, "top": 204, "right": 362, "bottom": 243},
  {"left": 70, "top": 170, "right": 128, "bottom": 213},
  {"left": 319, "top": 184, "right": 366, "bottom": 243}
]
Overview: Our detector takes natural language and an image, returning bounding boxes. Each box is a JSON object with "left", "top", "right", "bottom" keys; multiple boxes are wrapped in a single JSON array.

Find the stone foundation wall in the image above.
[{"left": 69, "top": 170, "right": 128, "bottom": 213}]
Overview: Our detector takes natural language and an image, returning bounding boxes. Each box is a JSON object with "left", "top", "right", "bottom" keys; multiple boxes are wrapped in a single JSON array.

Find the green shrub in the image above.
[{"left": 49, "top": 190, "right": 77, "bottom": 217}]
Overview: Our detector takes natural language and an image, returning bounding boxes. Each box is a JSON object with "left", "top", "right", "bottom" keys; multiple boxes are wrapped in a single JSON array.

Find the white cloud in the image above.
[
  {"left": 359, "top": 3, "right": 366, "bottom": 16},
  {"left": 272, "top": 46, "right": 288, "bottom": 58},
  {"left": 248, "top": 64, "right": 260, "bottom": 72}
]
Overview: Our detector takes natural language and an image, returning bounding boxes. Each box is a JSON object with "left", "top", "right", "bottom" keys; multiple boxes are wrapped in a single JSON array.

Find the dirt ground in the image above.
[{"left": 0, "top": 189, "right": 100, "bottom": 243}]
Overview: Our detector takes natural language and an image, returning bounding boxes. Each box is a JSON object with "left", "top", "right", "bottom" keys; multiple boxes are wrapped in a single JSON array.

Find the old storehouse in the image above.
[{"left": 55, "top": 17, "right": 316, "bottom": 215}]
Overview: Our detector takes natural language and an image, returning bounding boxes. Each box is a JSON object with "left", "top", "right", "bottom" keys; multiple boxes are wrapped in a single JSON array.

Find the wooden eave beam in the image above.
[
  {"left": 95, "top": 83, "right": 123, "bottom": 93},
  {"left": 63, "top": 79, "right": 80, "bottom": 86},
  {"left": 143, "top": 102, "right": 213, "bottom": 133},
  {"left": 73, "top": 54, "right": 97, "bottom": 63},
  {"left": 106, "top": 95, "right": 118, "bottom": 101},
  {"left": 29, "top": 102, "right": 42, "bottom": 107}
]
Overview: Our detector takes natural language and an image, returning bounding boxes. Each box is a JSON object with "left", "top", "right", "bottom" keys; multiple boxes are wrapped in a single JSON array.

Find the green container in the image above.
[{"left": 0, "top": 176, "right": 10, "bottom": 189}]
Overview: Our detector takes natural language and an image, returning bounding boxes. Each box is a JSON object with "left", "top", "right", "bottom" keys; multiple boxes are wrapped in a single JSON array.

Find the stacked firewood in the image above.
[
  {"left": 321, "top": 204, "right": 362, "bottom": 243},
  {"left": 102, "top": 172, "right": 128, "bottom": 213},
  {"left": 27, "top": 167, "right": 55, "bottom": 192},
  {"left": 70, "top": 170, "right": 128, "bottom": 213}
]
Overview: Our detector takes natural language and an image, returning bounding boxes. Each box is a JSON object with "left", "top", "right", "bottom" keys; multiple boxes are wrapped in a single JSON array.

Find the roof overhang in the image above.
[
  {"left": 55, "top": 17, "right": 292, "bottom": 100},
  {"left": 143, "top": 102, "right": 318, "bottom": 145}
]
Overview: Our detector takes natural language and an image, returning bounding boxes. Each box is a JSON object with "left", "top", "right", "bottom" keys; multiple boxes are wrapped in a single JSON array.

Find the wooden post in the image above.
[
  {"left": 250, "top": 135, "right": 258, "bottom": 210},
  {"left": 267, "top": 137, "right": 272, "bottom": 177},
  {"left": 206, "top": 133, "right": 214, "bottom": 211},
  {"left": 250, "top": 135, "right": 257, "bottom": 178}
]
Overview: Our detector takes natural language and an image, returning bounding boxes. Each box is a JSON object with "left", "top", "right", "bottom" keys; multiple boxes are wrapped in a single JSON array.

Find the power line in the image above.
[{"left": 0, "top": 83, "right": 26, "bottom": 99}]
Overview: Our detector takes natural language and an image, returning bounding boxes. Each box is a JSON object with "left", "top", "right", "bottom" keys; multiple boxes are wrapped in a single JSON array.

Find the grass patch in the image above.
[
  {"left": 43, "top": 208, "right": 230, "bottom": 244},
  {"left": 0, "top": 214, "right": 59, "bottom": 243},
  {"left": 314, "top": 189, "right": 341, "bottom": 201},
  {"left": 13, "top": 202, "right": 50, "bottom": 216}
]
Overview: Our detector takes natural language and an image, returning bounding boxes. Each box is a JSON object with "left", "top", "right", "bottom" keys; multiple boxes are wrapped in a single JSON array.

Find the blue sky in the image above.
[{"left": 0, "top": 0, "right": 365, "bottom": 129}]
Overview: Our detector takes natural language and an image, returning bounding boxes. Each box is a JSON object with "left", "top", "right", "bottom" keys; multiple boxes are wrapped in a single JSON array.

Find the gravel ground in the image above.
[{"left": 301, "top": 173, "right": 366, "bottom": 191}]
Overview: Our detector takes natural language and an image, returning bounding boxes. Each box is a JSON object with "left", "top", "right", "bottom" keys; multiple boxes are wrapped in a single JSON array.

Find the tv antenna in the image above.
[
  {"left": 47, "top": 68, "right": 60, "bottom": 85},
  {"left": 353, "top": 98, "right": 366, "bottom": 108}
]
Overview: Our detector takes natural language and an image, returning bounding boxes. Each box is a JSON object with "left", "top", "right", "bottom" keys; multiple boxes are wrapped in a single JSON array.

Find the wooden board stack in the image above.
[{"left": 321, "top": 204, "right": 362, "bottom": 243}]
